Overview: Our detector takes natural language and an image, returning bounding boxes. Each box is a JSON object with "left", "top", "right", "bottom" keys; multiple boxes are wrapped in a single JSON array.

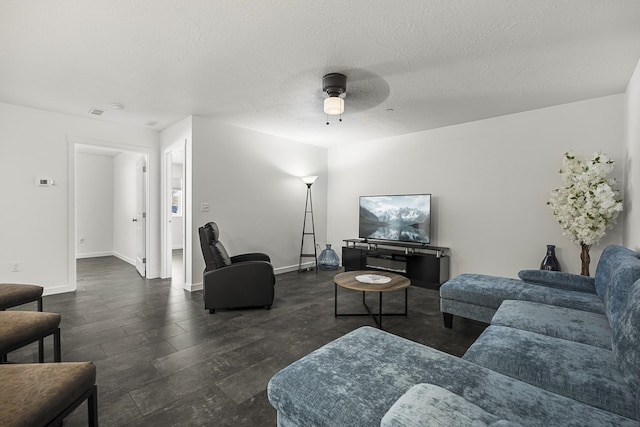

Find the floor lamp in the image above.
[{"left": 298, "top": 176, "right": 318, "bottom": 273}]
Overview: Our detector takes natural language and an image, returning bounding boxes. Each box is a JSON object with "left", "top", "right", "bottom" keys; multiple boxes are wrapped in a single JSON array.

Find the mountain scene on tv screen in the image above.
[{"left": 359, "top": 195, "right": 430, "bottom": 243}]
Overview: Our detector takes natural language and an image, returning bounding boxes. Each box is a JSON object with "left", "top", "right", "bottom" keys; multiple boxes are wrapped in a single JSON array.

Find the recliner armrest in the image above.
[
  {"left": 204, "top": 261, "right": 274, "bottom": 287},
  {"left": 230, "top": 253, "right": 271, "bottom": 263},
  {"left": 517, "top": 270, "right": 596, "bottom": 294}
]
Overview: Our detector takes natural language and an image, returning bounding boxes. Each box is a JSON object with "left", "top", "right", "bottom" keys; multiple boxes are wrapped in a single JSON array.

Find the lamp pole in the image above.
[{"left": 298, "top": 176, "right": 318, "bottom": 273}]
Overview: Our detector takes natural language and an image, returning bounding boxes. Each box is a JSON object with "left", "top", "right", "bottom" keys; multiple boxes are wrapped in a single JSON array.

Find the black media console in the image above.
[{"left": 341, "top": 239, "right": 450, "bottom": 289}]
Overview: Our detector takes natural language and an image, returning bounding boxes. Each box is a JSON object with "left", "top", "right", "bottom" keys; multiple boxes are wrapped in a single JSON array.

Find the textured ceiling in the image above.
[{"left": 1, "top": 1, "right": 640, "bottom": 147}]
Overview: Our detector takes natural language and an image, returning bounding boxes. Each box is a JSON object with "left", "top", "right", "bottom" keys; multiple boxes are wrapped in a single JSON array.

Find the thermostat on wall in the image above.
[{"left": 36, "top": 178, "right": 53, "bottom": 187}]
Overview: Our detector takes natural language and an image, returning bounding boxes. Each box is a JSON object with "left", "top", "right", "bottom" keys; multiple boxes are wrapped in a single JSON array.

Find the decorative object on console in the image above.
[
  {"left": 355, "top": 274, "right": 391, "bottom": 284},
  {"left": 547, "top": 151, "right": 623, "bottom": 276},
  {"left": 298, "top": 176, "right": 318, "bottom": 273},
  {"left": 318, "top": 244, "right": 340, "bottom": 270},
  {"left": 322, "top": 73, "right": 346, "bottom": 124},
  {"left": 540, "top": 244, "right": 561, "bottom": 271}
]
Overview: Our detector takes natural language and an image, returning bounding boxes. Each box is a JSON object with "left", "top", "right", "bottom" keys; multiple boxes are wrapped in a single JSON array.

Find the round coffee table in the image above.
[{"left": 334, "top": 270, "right": 410, "bottom": 329}]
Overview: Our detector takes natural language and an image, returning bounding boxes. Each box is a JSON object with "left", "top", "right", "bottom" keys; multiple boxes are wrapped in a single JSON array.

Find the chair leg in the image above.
[
  {"left": 38, "top": 338, "right": 45, "bottom": 363},
  {"left": 54, "top": 328, "right": 61, "bottom": 362},
  {"left": 88, "top": 385, "right": 98, "bottom": 427},
  {"left": 38, "top": 338, "right": 45, "bottom": 362},
  {"left": 37, "top": 297, "right": 43, "bottom": 312},
  {"left": 208, "top": 309, "right": 215, "bottom": 314}
]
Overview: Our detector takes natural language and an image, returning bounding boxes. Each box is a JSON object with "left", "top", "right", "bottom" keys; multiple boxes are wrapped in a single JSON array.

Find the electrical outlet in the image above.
[
  {"left": 10, "top": 262, "right": 20, "bottom": 272},
  {"left": 200, "top": 203, "right": 210, "bottom": 212}
]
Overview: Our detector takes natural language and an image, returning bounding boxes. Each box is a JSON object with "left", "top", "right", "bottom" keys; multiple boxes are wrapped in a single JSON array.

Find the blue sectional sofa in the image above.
[{"left": 267, "top": 245, "right": 640, "bottom": 426}]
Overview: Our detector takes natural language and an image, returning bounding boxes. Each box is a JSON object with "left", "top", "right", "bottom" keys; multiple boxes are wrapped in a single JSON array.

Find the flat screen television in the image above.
[{"left": 359, "top": 194, "right": 431, "bottom": 244}]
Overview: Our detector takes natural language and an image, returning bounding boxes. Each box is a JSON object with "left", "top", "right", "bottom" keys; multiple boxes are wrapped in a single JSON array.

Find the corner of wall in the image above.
[{"left": 623, "top": 58, "right": 640, "bottom": 251}]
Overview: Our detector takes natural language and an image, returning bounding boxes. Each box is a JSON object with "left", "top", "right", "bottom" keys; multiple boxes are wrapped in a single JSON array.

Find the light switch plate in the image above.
[{"left": 200, "top": 203, "right": 210, "bottom": 212}]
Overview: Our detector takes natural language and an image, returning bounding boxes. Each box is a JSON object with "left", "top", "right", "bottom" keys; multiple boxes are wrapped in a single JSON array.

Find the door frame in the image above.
[
  {"left": 161, "top": 143, "right": 187, "bottom": 282},
  {"left": 135, "top": 155, "right": 147, "bottom": 277},
  {"left": 67, "top": 136, "right": 152, "bottom": 290}
]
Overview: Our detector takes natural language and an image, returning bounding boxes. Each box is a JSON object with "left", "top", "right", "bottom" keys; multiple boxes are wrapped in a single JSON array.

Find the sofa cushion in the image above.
[
  {"left": 440, "top": 299, "right": 498, "bottom": 324},
  {"left": 268, "top": 327, "right": 638, "bottom": 427},
  {"left": 612, "top": 279, "right": 640, "bottom": 399},
  {"left": 381, "top": 383, "right": 523, "bottom": 427},
  {"left": 440, "top": 274, "right": 530, "bottom": 309},
  {"left": 463, "top": 325, "right": 636, "bottom": 420},
  {"left": 441, "top": 274, "right": 605, "bottom": 314},
  {"left": 517, "top": 270, "right": 596, "bottom": 294},
  {"left": 491, "top": 300, "right": 612, "bottom": 349}
]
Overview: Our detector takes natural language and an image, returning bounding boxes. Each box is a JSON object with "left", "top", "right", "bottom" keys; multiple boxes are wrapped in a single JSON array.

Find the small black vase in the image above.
[{"left": 540, "top": 244, "right": 561, "bottom": 271}]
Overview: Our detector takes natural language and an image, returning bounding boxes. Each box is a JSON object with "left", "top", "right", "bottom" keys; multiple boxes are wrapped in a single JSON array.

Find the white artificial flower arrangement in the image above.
[{"left": 547, "top": 151, "right": 623, "bottom": 275}]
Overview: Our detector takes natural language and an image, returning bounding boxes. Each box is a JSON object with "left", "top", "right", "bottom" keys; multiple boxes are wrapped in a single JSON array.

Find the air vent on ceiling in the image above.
[
  {"left": 88, "top": 108, "right": 104, "bottom": 116},
  {"left": 145, "top": 120, "right": 158, "bottom": 127}
]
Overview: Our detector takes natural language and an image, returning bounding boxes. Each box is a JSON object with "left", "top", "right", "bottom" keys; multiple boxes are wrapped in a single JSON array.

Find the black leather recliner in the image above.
[{"left": 198, "top": 222, "right": 275, "bottom": 314}]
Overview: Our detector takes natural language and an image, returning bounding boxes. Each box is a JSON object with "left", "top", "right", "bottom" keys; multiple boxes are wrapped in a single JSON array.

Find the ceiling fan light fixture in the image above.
[
  {"left": 322, "top": 73, "right": 346, "bottom": 117},
  {"left": 324, "top": 96, "right": 344, "bottom": 115}
]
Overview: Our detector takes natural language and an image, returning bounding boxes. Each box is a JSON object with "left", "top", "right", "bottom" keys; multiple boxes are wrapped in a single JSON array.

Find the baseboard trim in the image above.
[
  {"left": 184, "top": 282, "right": 203, "bottom": 292},
  {"left": 43, "top": 284, "right": 76, "bottom": 296},
  {"left": 112, "top": 252, "right": 136, "bottom": 266},
  {"left": 76, "top": 251, "right": 112, "bottom": 259},
  {"left": 76, "top": 251, "right": 136, "bottom": 267},
  {"left": 274, "top": 262, "right": 316, "bottom": 275}
]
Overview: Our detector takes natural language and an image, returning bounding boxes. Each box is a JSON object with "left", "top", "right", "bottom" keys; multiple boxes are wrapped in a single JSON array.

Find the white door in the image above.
[{"left": 135, "top": 156, "right": 146, "bottom": 277}]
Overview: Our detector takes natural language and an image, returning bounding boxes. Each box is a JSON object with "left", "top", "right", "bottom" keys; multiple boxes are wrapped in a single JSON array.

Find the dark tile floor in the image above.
[{"left": 8, "top": 256, "right": 486, "bottom": 426}]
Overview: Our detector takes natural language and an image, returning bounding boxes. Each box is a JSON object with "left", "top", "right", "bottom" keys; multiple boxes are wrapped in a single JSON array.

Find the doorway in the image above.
[
  {"left": 163, "top": 147, "right": 186, "bottom": 287},
  {"left": 72, "top": 142, "right": 150, "bottom": 284}
]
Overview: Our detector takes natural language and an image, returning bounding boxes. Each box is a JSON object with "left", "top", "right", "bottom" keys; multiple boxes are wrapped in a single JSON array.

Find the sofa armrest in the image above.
[
  {"left": 517, "top": 270, "right": 596, "bottom": 294},
  {"left": 230, "top": 253, "right": 271, "bottom": 263},
  {"left": 381, "top": 383, "right": 522, "bottom": 427}
]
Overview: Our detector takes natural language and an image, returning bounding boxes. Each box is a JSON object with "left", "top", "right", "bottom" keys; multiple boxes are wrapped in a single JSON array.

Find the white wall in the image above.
[
  {"left": 1, "top": 89, "right": 632, "bottom": 296},
  {"left": 190, "top": 117, "right": 328, "bottom": 289},
  {"left": 624, "top": 59, "right": 640, "bottom": 252},
  {"left": 0, "top": 102, "right": 160, "bottom": 295},
  {"left": 112, "top": 152, "right": 140, "bottom": 264},
  {"left": 76, "top": 153, "right": 114, "bottom": 257},
  {"left": 328, "top": 95, "right": 625, "bottom": 278}
]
